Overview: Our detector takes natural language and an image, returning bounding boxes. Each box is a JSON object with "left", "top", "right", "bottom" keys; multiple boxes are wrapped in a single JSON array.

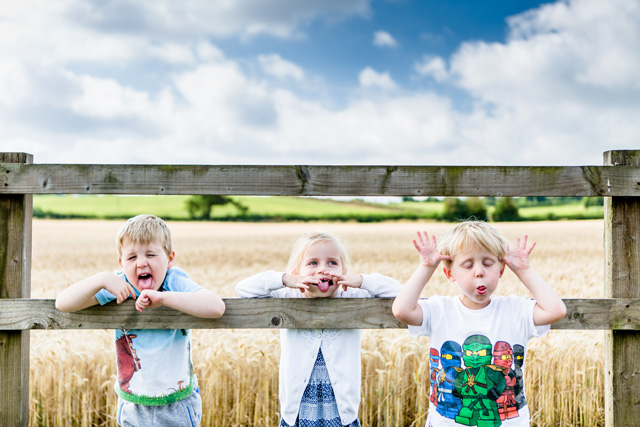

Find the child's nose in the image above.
[{"left": 474, "top": 267, "right": 484, "bottom": 277}]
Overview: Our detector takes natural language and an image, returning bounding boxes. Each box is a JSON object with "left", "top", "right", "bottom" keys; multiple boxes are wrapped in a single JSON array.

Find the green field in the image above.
[
  {"left": 32, "top": 195, "right": 603, "bottom": 222},
  {"left": 32, "top": 195, "right": 444, "bottom": 222}
]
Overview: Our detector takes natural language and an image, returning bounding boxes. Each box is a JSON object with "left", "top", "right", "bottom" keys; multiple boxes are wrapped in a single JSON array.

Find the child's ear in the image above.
[
  {"left": 443, "top": 267, "right": 455, "bottom": 282},
  {"left": 499, "top": 263, "right": 506, "bottom": 277},
  {"left": 167, "top": 251, "right": 175, "bottom": 269}
]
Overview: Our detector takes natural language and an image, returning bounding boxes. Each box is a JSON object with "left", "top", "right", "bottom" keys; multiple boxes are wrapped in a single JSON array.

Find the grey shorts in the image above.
[{"left": 117, "top": 389, "right": 202, "bottom": 427}]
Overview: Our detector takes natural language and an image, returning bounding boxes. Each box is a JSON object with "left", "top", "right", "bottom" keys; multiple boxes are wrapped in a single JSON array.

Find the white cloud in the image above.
[
  {"left": 373, "top": 31, "right": 398, "bottom": 48},
  {"left": 258, "top": 54, "right": 305, "bottom": 81},
  {"left": 414, "top": 56, "right": 449, "bottom": 82},
  {"left": 2, "top": 0, "right": 640, "bottom": 169},
  {"left": 358, "top": 67, "right": 397, "bottom": 90},
  {"left": 71, "top": 76, "right": 152, "bottom": 120}
]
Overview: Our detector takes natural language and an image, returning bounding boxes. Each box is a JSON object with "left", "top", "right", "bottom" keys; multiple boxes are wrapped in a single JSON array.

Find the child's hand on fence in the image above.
[
  {"left": 413, "top": 231, "right": 450, "bottom": 268},
  {"left": 502, "top": 235, "right": 535, "bottom": 273},
  {"left": 282, "top": 273, "right": 315, "bottom": 293},
  {"left": 135, "top": 290, "right": 163, "bottom": 312},
  {"left": 332, "top": 273, "right": 363, "bottom": 291},
  {"left": 103, "top": 275, "right": 137, "bottom": 304}
]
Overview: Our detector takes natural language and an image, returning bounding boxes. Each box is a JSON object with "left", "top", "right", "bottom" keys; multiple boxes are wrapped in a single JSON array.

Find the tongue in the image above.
[
  {"left": 139, "top": 275, "right": 154, "bottom": 290},
  {"left": 319, "top": 280, "right": 330, "bottom": 292}
]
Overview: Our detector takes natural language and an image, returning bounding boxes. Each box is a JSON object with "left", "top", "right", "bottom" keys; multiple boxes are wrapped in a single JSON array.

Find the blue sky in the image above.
[{"left": 1, "top": 0, "right": 638, "bottom": 166}]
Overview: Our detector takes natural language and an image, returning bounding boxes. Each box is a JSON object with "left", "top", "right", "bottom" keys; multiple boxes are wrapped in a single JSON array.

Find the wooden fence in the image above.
[{"left": 1, "top": 150, "right": 639, "bottom": 427}]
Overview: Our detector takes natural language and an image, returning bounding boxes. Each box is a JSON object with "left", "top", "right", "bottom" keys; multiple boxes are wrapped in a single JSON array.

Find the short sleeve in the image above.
[
  {"left": 522, "top": 297, "right": 551, "bottom": 338},
  {"left": 163, "top": 267, "right": 203, "bottom": 293},
  {"left": 94, "top": 271, "right": 132, "bottom": 305},
  {"left": 407, "top": 299, "right": 432, "bottom": 337}
]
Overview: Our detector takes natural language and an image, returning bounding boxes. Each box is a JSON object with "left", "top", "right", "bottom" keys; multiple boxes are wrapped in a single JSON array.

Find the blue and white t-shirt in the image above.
[{"left": 95, "top": 267, "right": 202, "bottom": 406}]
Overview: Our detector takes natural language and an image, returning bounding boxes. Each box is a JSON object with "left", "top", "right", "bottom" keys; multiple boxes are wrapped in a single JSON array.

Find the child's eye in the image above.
[
  {"left": 308, "top": 261, "right": 317, "bottom": 266},
  {"left": 329, "top": 260, "right": 338, "bottom": 265}
]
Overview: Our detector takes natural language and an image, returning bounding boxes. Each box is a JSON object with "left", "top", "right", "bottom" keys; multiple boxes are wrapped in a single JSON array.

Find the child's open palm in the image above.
[
  {"left": 503, "top": 235, "right": 536, "bottom": 273},
  {"left": 413, "top": 231, "right": 450, "bottom": 268}
]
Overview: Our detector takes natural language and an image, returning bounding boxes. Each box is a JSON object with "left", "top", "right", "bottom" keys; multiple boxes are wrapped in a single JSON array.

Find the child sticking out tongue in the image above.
[{"left": 318, "top": 278, "right": 332, "bottom": 292}]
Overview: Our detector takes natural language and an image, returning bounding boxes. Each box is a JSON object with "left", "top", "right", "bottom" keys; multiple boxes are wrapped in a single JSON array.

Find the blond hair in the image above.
[
  {"left": 438, "top": 220, "right": 507, "bottom": 268},
  {"left": 286, "top": 231, "right": 350, "bottom": 274},
  {"left": 115, "top": 214, "right": 172, "bottom": 259}
]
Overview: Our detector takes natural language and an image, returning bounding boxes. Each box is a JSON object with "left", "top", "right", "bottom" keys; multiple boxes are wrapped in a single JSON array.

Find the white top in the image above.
[
  {"left": 236, "top": 271, "right": 402, "bottom": 425},
  {"left": 409, "top": 295, "right": 549, "bottom": 427}
]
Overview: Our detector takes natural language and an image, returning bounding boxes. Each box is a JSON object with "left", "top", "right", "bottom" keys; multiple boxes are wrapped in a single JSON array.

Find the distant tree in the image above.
[
  {"left": 442, "top": 197, "right": 487, "bottom": 222},
  {"left": 466, "top": 197, "right": 488, "bottom": 221},
  {"left": 582, "top": 196, "right": 604, "bottom": 208},
  {"left": 185, "top": 195, "right": 248, "bottom": 220},
  {"left": 492, "top": 197, "right": 520, "bottom": 222},
  {"left": 484, "top": 196, "right": 497, "bottom": 206}
]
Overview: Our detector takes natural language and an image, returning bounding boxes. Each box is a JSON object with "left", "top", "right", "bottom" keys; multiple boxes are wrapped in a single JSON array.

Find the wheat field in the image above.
[{"left": 29, "top": 219, "right": 605, "bottom": 426}]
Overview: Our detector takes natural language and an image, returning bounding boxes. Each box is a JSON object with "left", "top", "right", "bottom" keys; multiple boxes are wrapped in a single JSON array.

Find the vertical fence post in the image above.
[
  {"left": 0, "top": 153, "right": 32, "bottom": 427},
  {"left": 604, "top": 150, "right": 640, "bottom": 427}
]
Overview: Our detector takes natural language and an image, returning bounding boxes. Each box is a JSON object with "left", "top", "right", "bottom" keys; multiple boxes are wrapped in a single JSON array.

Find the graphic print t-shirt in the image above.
[
  {"left": 409, "top": 295, "right": 549, "bottom": 427},
  {"left": 95, "top": 267, "right": 202, "bottom": 405}
]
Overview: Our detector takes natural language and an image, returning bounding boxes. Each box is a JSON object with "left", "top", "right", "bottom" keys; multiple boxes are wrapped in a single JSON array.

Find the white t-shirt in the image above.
[{"left": 409, "top": 295, "right": 549, "bottom": 427}]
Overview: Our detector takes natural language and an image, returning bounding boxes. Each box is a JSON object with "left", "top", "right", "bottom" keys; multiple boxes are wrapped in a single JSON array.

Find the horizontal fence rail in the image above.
[
  {"left": 2, "top": 151, "right": 640, "bottom": 427},
  {"left": 3, "top": 163, "right": 640, "bottom": 196},
  {"left": 1, "top": 298, "right": 639, "bottom": 331}
]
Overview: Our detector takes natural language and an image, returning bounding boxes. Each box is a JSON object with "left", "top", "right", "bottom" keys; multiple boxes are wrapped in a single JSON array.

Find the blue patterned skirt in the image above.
[{"left": 279, "top": 349, "right": 361, "bottom": 427}]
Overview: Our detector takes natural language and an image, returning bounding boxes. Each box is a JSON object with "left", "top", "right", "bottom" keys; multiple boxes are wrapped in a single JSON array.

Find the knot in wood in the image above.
[{"left": 270, "top": 316, "right": 282, "bottom": 327}]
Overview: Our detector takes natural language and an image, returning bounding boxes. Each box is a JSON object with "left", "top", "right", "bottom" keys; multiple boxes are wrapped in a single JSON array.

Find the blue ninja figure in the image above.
[{"left": 436, "top": 340, "right": 463, "bottom": 419}]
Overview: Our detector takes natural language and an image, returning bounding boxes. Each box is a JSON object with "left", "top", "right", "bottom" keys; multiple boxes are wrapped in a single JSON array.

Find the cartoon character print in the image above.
[
  {"left": 453, "top": 335, "right": 506, "bottom": 427},
  {"left": 428, "top": 335, "right": 529, "bottom": 425},
  {"left": 115, "top": 330, "right": 141, "bottom": 393},
  {"left": 430, "top": 348, "right": 440, "bottom": 406},
  {"left": 512, "top": 344, "right": 526, "bottom": 410},
  {"left": 493, "top": 341, "right": 519, "bottom": 421},
  {"left": 436, "top": 340, "right": 463, "bottom": 419}
]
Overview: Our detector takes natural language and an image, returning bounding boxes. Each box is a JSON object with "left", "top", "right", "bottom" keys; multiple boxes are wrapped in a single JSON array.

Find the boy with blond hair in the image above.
[
  {"left": 56, "top": 214, "right": 225, "bottom": 427},
  {"left": 393, "top": 220, "right": 565, "bottom": 427}
]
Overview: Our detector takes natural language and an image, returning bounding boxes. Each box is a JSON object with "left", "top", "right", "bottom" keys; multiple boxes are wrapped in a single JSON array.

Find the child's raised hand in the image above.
[
  {"left": 103, "top": 275, "right": 137, "bottom": 304},
  {"left": 282, "top": 273, "right": 316, "bottom": 293},
  {"left": 135, "top": 290, "right": 163, "bottom": 312},
  {"left": 413, "top": 231, "right": 450, "bottom": 268},
  {"left": 331, "top": 273, "right": 363, "bottom": 291},
  {"left": 502, "top": 235, "right": 536, "bottom": 272}
]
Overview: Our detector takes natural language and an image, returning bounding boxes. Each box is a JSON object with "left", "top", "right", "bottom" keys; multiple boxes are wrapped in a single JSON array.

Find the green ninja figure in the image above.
[{"left": 453, "top": 335, "right": 506, "bottom": 427}]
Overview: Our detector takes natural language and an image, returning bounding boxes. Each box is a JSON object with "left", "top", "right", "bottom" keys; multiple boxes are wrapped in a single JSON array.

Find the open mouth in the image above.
[
  {"left": 317, "top": 277, "right": 333, "bottom": 292},
  {"left": 138, "top": 273, "right": 154, "bottom": 289}
]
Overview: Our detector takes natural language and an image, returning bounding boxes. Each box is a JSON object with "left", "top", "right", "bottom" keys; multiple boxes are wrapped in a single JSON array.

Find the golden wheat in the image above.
[{"left": 29, "top": 219, "right": 604, "bottom": 426}]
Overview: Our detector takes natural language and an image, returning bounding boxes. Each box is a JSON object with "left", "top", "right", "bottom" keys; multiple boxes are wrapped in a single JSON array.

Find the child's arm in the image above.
[
  {"left": 502, "top": 235, "right": 567, "bottom": 326},
  {"left": 392, "top": 232, "right": 451, "bottom": 326},
  {"left": 236, "top": 270, "right": 320, "bottom": 297},
  {"left": 135, "top": 288, "right": 225, "bottom": 318},
  {"left": 55, "top": 272, "right": 137, "bottom": 312},
  {"left": 331, "top": 273, "right": 402, "bottom": 296}
]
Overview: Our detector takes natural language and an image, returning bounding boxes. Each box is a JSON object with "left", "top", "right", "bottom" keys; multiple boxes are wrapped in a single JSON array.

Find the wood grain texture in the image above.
[
  {"left": 0, "top": 298, "right": 637, "bottom": 330},
  {"left": 2, "top": 163, "right": 640, "bottom": 196},
  {"left": 0, "top": 152, "right": 32, "bottom": 427},
  {"left": 603, "top": 150, "right": 640, "bottom": 427}
]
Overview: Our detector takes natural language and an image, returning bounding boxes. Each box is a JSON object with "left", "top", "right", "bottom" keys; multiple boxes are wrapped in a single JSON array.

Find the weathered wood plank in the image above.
[
  {"left": 2, "top": 163, "right": 640, "bottom": 196},
  {"left": 0, "top": 298, "right": 637, "bottom": 330},
  {"left": 0, "top": 153, "right": 32, "bottom": 427},
  {"left": 603, "top": 150, "right": 640, "bottom": 427}
]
